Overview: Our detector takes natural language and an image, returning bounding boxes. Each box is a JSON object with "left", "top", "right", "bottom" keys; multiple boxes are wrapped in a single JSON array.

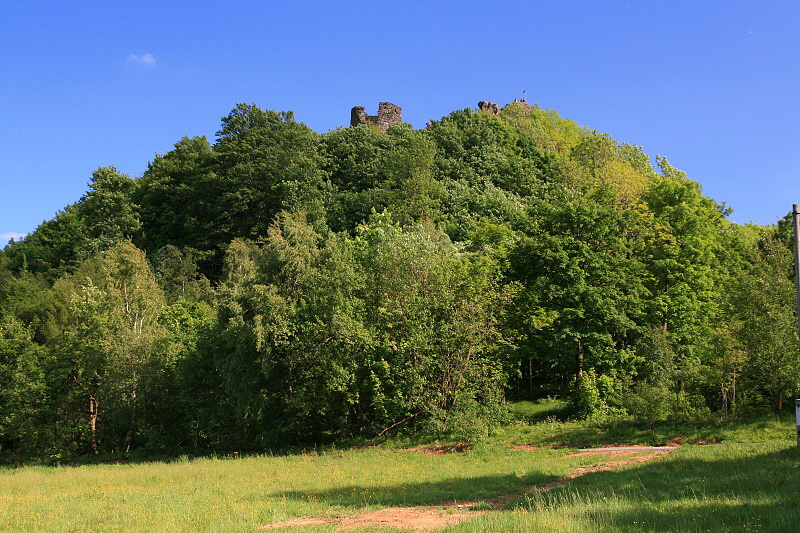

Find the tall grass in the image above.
[
  {"left": 0, "top": 446, "right": 583, "bottom": 532},
  {"left": 3, "top": 404, "right": 799, "bottom": 532},
  {"left": 502, "top": 398, "right": 799, "bottom": 449},
  {"left": 449, "top": 442, "right": 800, "bottom": 532}
]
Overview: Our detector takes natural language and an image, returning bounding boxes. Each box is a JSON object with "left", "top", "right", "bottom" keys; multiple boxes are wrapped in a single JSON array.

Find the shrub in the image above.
[
  {"left": 622, "top": 384, "right": 672, "bottom": 428},
  {"left": 573, "top": 369, "right": 605, "bottom": 419},
  {"left": 427, "top": 391, "right": 510, "bottom": 444}
]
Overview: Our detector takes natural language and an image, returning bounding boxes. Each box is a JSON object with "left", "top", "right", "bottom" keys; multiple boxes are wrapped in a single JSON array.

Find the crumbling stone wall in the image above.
[{"left": 350, "top": 102, "right": 402, "bottom": 131}]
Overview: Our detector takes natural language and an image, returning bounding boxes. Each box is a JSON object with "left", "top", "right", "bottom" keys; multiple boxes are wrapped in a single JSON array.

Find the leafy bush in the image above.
[
  {"left": 427, "top": 391, "right": 510, "bottom": 444},
  {"left": 622, "top": 384, "right": 673, "bottom": 428},
  {"left": 572, "top": 369, "right": 605, "bottom": 420},
  {"left": 671, "top": 391, "right": 715, "bottom": 426}
]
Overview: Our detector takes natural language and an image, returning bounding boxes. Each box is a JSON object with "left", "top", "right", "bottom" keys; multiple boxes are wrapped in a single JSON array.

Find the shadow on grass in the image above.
[
  {"left": 269, "top": 471, "right": 557, "bottom": 509},
  {"left": 261, "top": 443, "right": 800, "bottom": 531},
  {"left": 516, "top": 443, "right": 800, "bottom": 531},
  {"left": 545, "top": 420, "right": 720, "bottom": 448},
  {"left": 527, "top": 418, "right": 782, "bottom": 449}
]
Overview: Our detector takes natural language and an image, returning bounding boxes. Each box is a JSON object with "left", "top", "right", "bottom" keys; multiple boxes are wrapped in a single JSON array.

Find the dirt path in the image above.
[{"left": 258, "top": 446, "right": 675, "bottom": 532}]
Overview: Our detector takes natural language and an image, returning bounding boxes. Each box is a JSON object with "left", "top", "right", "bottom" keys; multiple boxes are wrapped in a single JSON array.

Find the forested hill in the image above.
[{"left": 1, "top": 101, "right": 797, "bottom": 460}]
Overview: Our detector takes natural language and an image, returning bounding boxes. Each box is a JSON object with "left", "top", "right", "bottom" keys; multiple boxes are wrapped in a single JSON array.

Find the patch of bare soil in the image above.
[
  {"left": 557, "top": 448, "right": 674, "bottom": 480},
  {"left": 567, "top": 451, "right": 671, "bottom": 477},
  {"left": 560, "top": 449, "right": 645, "bottom": 459},
  {"left": 259, "top": 502, "right": 494, "bottom": 532},
  {"left": 258, "top": 446, "right": 674, "bottom": 531},
  {"left": 338, "top": 503, "right": 494, "bottom": 531},
  {"left": 259, "top": 517, "right": 336, "bottom": 529}
]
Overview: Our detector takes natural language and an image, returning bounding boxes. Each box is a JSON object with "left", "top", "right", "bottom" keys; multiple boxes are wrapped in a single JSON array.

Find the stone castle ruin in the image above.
[
  {"left": 350, "top": 102, "right": 402, "bottom": 131},
  {"left": 350, "top": 99, "right": 527, "bottom": 131}
]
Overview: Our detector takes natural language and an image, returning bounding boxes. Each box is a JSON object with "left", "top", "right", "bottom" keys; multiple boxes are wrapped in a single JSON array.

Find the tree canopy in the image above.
[{"left": 2, "top": 100, "right": 797, "bottom": 460}]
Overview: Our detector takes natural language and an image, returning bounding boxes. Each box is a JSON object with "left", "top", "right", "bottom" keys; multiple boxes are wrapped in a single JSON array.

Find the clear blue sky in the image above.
[{"left": 3, "top": 0, "right": 799, "bottom": 247}]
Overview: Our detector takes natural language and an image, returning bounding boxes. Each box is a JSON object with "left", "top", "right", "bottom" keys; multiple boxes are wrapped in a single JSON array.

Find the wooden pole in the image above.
[
  {"left": 793, "top": 204, "right": 800, "bottom": 341},
  {"left": 796, "top": 399, "right": 800, "bottom": 446},
  {"left": 793, "top": 205, "right": 800, "bottom": 445}
]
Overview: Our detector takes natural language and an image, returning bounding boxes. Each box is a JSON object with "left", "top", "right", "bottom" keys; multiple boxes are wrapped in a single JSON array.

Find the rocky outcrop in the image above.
[{"left": 478, "top": 101, "right": 501, "bottom": 115}]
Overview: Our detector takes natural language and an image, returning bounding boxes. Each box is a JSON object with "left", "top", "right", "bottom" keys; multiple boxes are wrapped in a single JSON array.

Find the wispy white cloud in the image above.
[
  {"left": 127, "top": 53, "right": 157, "bottom": 66},
  {"left": 1, "top": 232, "right": 26, "bottom": 245}
]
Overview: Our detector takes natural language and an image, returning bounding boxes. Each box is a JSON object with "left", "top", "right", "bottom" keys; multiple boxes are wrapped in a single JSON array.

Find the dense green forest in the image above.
[{"left": 1, "top": 101, "right": 798, "bottom": 461}]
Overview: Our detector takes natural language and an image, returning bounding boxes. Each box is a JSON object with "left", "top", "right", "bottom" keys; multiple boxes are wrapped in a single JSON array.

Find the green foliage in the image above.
[
  {"left": 150, "top": 245, "right": 212, "bottom": 303},
  {"left": 510, "top": 398, "right": 570, "bottom": 424},
  {"left": 427, "top": 389, "right": 510, "bottom": 444},
  {"left": 3, "top": 204, "right": 89, "bottom": 279},
  {"left": 14, "top": 242, "right": 171, "bottom": 458},
  {"left": 634, "top": 325, "right": 675, "bottom": 387},
  {"left": 80, "top": 167, "right": 142, "bottom": 250},
  {"left": 135, "top": 136, "right": 219, "bottom": 254},
  {"left": 509, "top": 188, "right": 648, "bottom": 397},
  {"left": 0, "top": 316, "right": 49, "bottom": 457},
  {"left": 206, "top": 211, "right": 510, "bottom": 447},
  {"left": 572, "top": 369, "right": 604, "bottom": 419},
  {"left": 136, "top": 105, "right": 327, "bottom": 275},
  {"left": 5, "top": 166, "right": 141, "bottom": 280},
  {"left": 1, "top": 99, "right": 797, "bottom": 460},
  {"left": 498, "top": 101, "right": 586, "bottom": 154},
  {"left": 642, "top": 157, "right": 727, "bottom": 359},
  {"left": 622, "top": 383, "right": 673, "bottom": 427},
  {"left": 213, "top": 104, "right": 328, "bottom": 239},
  {"left": 724, "top": 233, "right": 800, "bottom": 417}
]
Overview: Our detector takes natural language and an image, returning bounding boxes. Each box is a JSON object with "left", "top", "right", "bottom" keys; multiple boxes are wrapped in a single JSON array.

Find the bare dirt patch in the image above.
[
  {"left": 339, "top": 503, "right": 492, "bottom": 531},
  {"left": 567, "top": 452, "right": 671, "bottom": 477},
  {"left": 558, "top": 448, "right": 674, "bottom": 479},
  {"left": 489, "top": 448, "right": 675, "bottom": 504},
  {"left": 259, "top": 503, "right": 493, "bottom": 532},
  {"left": 260, "top": 517, "right": 336, "bottom": 529},
  {"left": 259, "top": 446, "right": 675, "bottom": 531}
]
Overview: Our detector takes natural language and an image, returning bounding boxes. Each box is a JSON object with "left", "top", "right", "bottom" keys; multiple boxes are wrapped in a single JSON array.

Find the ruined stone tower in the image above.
[{"left": 350, "top": 102, "right": 402, "bottom": 131}]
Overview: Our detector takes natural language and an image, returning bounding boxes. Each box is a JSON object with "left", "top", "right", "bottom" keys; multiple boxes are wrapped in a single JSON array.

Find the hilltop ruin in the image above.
[{"left": 350, "top": 102, "right": 402, "bottom": 131}]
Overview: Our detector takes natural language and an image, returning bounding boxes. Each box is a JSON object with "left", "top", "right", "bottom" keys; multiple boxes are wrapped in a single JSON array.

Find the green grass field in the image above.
[{"left": 3, "top": 404, "right": 800, "bottom": 532}]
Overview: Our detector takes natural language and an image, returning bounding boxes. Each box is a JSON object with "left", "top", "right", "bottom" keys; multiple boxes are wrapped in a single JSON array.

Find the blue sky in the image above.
[{"left": 2, "top": 1, "right": 799, "bottom": 247}]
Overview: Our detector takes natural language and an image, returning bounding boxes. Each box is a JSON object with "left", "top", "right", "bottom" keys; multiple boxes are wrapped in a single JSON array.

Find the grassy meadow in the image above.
[{"left": 3, "top": 403, "right": 800, "bottom": 532}]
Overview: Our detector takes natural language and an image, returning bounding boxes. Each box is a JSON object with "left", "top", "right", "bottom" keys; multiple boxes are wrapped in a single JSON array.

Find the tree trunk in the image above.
[
  {"left": 89, "top": 395, "right": 100, "bottom": 455},
  {"left": 576, "top": 338, "right": 585, "bottom": 380},
  {"left": 123, "top": 389, "right": 137, "bottom": 456},
  {"left": 721, "top": 384, "right": 728, "bottom": 415},
  {"left": 528, "top": 358, "right": 533, "bottom": 399}
]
